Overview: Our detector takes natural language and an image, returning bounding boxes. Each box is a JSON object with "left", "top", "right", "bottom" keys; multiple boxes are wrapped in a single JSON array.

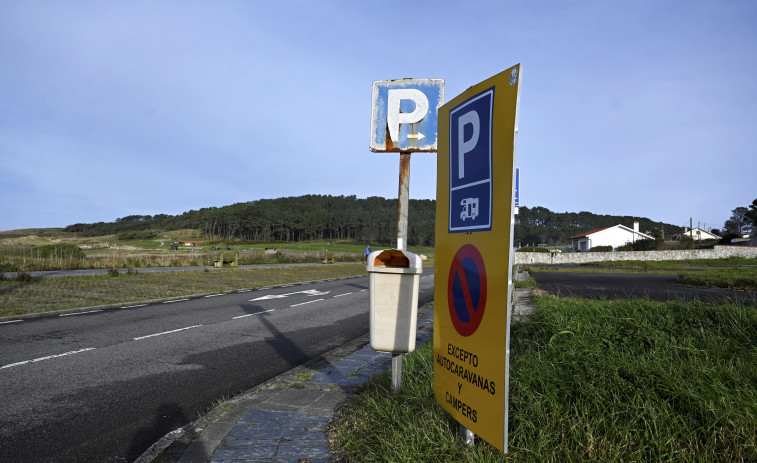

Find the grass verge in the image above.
[
  {"left": 330, "top": 296, "right": 757, "bottom": 462},
  {"left": 581, "top": 257, "right": 757, "bottom": 269},
  {"left": 678, "top": 267, "right": 757, "bottom": 291},
  {"left": 0, "top": 264, "right": 366, "bottom": 317}
]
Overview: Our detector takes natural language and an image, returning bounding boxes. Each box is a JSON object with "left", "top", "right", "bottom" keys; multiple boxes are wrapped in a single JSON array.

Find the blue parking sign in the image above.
[
  {"left": 449, "top": 87, "right": 494, "bottom": 233},
  {"left": 370, "top": 79, "right": 444, "bottom": 152}
]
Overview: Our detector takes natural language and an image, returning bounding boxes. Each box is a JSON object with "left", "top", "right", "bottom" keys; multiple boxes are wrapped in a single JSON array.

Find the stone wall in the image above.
[{"left": 514, "top": 245, "right": 757, "bottom": 265}]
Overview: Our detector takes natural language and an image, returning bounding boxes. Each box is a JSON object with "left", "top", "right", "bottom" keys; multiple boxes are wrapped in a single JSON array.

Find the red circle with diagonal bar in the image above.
[{"left": 447, "top": 244, "right": 487, "bottom": 337}]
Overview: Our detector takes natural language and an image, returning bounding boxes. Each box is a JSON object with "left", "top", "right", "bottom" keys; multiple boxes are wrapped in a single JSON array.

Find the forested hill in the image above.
[
  {"left": 65, "top": 195, "right": 435, "bottom": 245},
  {"left": 63, "top": 195, "right": 681, "bottom": 246},
  {"left": 515, "top": 206, "right": 683, "bottom": 247}
]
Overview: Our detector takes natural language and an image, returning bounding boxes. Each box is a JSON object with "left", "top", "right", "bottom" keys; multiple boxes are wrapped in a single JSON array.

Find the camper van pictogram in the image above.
[{"left": 460, "top": 198, "right": 479, "bottom": 221}]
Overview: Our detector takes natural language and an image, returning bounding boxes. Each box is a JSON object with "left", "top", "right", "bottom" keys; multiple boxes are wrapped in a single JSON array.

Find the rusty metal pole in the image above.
[
  {"left": 397, "top": 151, "right": 411, "bottom": 251},
  {"left": 391, "top": 151, "right": 411, "bottom": 393}
]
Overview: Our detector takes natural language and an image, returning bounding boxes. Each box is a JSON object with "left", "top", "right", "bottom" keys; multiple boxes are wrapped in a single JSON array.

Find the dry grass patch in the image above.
[{"left": 0, "top": 264, "right": 366, "bottom": 317}]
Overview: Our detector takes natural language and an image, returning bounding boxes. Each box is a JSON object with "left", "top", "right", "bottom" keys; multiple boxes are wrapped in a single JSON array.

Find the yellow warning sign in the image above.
[{"left": 433, "top": 64, "right": 522, "bottom": 452}]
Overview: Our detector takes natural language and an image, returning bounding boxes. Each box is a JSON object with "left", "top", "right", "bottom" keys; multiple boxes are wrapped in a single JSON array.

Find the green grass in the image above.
[
  {"left": 0, "top": 264, "right": 367, "bottom": 317},
  {"left": 678, "top": 267, "right": 757, "bottom": 291},
  {"left": 330, "top": 297, "right": 757, "bottom": 462},
  {"left": 581, "top": 257, "right": 757, "bottom": 269}
]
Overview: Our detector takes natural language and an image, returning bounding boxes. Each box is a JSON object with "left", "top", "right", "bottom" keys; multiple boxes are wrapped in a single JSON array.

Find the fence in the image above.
[{"left": 514, "top": 245, "right": 757, "bottom": 265}]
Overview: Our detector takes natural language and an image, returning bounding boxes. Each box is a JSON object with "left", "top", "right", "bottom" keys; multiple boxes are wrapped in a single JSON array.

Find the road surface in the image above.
[
  {"left": 0, "top": 272, "right": 435, "bottom": 462},
  {"left": 531, "top": 270, "right": 757, "bottom": 305}
]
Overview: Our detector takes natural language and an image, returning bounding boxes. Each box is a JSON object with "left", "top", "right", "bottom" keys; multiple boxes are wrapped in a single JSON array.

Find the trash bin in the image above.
[{"left": 366, "top": 249, "right": 423, "bottom": 353}]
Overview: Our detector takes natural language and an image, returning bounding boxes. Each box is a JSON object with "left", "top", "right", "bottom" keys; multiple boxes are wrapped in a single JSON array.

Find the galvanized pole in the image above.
[
  {"left": 460, "top": 424, "right": 475, "bottom": 446},
  {"left": 391, "top": 151, "right": 411, "bottom": 393}
]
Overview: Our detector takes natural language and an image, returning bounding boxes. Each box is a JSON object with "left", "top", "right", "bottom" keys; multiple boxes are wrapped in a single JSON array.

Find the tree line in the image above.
[{"left": 64, "top": 195, "right": 684, "bottom": 246}]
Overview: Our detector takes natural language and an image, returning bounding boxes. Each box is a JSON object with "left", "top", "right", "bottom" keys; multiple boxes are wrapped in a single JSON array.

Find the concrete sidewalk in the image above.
[{"left": 136, "top": 287, "right": 534, "bottom": 463}]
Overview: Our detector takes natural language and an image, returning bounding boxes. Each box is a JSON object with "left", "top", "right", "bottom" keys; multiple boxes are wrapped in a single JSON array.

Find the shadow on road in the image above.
[{"left": 127, "top": 403, "right": 189, "bottom": 462}]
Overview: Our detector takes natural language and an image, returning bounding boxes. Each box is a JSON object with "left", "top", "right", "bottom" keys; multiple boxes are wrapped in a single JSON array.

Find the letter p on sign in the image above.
[
  {"left": 370, "top": 79, "right": 444, "bottom": 153},
  {"left": 387, "top": 89, "right": 429, "bottom": 143},
  {"left": 457, "top": 110, "right": 480, "bottom": 179}
]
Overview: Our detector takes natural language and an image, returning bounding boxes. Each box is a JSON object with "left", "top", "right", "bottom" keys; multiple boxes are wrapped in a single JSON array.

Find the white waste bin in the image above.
[{"left": 366, "top": 249, "right": 423, "bottom": 353}]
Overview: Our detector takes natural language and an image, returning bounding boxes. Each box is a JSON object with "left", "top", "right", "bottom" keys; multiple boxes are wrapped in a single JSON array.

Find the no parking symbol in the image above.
[{"left": 447, "top": 244, "right": 487, "bottom": 337}]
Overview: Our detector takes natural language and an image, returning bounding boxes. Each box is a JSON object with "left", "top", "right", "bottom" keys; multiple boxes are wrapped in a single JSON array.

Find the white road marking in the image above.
[
  {"left": 204, "top": 294, "right": 224, "bottom": 298},
  {"left": 233, "top": 309, "right": 276, "bottom": 319},
  {"left": 133, "top": 325, "right": 202, "bottom": 341},
  {"left": 332, "top": 293, "right": 353, "bottom": 298},
  {"left": 291, "top": 299, "right": 324, "bottom": 307},
  {"left": 0, "top": 320, "right": 22, "bottom": 325},
  {"left": 1, "top": 347, "right": 96, "bottom": 370},
  {"left": 250, "top": 289, "right": 330, "bottom": 301},
  {"left": 360, "top": 289, "right": 367, "bottom": 292},
  {"left": 163, "top": 299, "right": 190, "bottom": 304},
  {"left": 122, "top": 304, "right": 147, "bottom": 308},
  {"left": 59, "top": 310, "right": 103, "bottom": 317}
]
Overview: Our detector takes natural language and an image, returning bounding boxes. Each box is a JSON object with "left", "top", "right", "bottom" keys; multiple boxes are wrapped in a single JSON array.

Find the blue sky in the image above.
[{"left": 1, "top": 1, "right": 755, "bottom": 232}]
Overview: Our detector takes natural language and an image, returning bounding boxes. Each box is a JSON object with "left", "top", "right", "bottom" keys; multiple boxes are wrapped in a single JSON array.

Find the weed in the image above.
[
  {"left": 107, "top": 268, "right": 120, "bottom": 277},
  {"left": 14, "top": 271, "right": 32, "bottom": 282}
]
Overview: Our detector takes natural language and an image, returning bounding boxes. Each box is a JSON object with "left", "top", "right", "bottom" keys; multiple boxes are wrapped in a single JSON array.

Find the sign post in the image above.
[
  {"left": 371, "top": 78, "right": 444, "bottom": 390},
  {"left": 433, "top": 65, "right": 522, "bottom": 452}
]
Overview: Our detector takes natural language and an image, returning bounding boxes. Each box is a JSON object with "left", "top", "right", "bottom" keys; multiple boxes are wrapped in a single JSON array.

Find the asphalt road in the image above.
[
  {"left": 0, "top": 272, "right": 435, "bottom": 463},
  {"left": 531, "top": 270, "right": 757, "bottom": 305}
]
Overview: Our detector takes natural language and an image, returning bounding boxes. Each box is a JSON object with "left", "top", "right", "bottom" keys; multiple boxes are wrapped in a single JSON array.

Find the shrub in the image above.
[
  {"left": 516, "top": 246, "right": 550, "bottom": 253},
  {"left": 632, "top": 238, "right": 657, "bottom": 251},
  {"left": 34, "top": 243, "right": 86, "bottom": 260},
  {"left": 117, "top": 230, "right": 160, "bottom": 240},
  {"left": 616, "top": 242, "right": 635, "bottom": 252},
  {"left": 588, "top": 245, "right": 613, "bottom": 252},
  {"left": 14, "top": 271, "right": 32, "bottom": 282}
]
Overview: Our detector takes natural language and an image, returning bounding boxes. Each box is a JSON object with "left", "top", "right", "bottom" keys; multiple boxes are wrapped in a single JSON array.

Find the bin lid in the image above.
[{"left": 366, "top": 249, "right": 423, "bottom": 274}]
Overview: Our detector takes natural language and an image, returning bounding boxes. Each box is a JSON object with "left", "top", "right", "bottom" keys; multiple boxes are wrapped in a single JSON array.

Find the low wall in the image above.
[{"left": 514, "top": 245, "right": 757, "bottom": 265}]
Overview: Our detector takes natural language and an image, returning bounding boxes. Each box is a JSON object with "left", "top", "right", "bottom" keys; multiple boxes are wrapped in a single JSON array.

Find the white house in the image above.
[
  {"left": 570, "top": 222, "right": 654, "bottom": 251},
  {"left": 681, "top": 227, "right": 720, "bottom": 241}
]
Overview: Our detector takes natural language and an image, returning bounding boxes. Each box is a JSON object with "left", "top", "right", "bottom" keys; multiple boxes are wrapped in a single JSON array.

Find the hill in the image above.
[{"left": 54, "top": 195, "right": 682, "bottom": 247}]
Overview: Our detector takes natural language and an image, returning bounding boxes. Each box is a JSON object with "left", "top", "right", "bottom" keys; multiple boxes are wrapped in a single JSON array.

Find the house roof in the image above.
[
  {"left": 569, "top": 224, "right": 654, "bottom": 241},
  {"left": 569, "top": 226, "right": 613, "bottom": 240}
]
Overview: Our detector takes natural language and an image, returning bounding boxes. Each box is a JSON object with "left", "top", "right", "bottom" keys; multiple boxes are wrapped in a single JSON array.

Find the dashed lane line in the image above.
[
  {"left": 291, "top": 299, "right": 325, "bottom": 307},
  {"left": 1, "top": 347, "right": 96, "bottom": 370},
  {"left": 0, "top": 320, "right": 22, "bottom": 325},
  {"left": 133, "top": 325, "right": 202, "bottom": 341},
  {"left": 233, "top": 309, "right": 276, "bottom": 319},
  {"left": 332, "top": 292, "right": 353, "bottom": 298},
  {"left": 59, "top": 310, "right": 102, "bottom": 317}
]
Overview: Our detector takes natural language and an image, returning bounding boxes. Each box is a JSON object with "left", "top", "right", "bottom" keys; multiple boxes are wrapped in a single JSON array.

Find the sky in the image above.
[{"left": 1, "top": 0, "right": 755, "bottom": 233}]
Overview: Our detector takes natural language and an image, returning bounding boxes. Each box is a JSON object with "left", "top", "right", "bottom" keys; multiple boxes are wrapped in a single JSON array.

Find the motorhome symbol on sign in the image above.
[{"left": 460, "top": 198, "right": 479, "bottom": 221}]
